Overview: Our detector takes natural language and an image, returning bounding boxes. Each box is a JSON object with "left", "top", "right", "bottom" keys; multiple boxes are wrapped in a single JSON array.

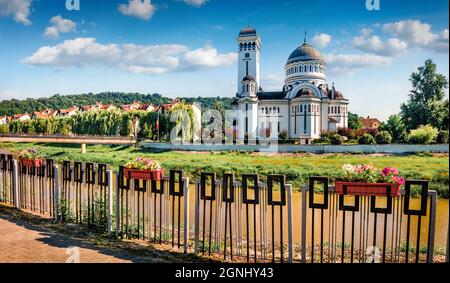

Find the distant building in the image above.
[
  {"left": 360, "top": 116, "right": 381, "bottom": 129},
  {"left": 11, "top": 113, "right": 31, "bottom": 122},
  {"left": 139, "top": 103, "right": 155, "bottom": 112},
  {"left": 32, "top": 110, "right": 58, "bottom": 119},
  {"left": 155, "top": 99, "right": 180, "bottom": 115},
  {"left": 232, "top": 27, "right": 349, "bottom": 144},
  {"left": 0, "top": 116, "right": 9, "bottom": 125},
  {"left": 57, "top": 106, "right": 80, "bottom": 117}
]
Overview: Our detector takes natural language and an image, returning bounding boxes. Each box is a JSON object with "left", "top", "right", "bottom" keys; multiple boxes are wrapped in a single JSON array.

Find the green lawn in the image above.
[{"left": 1, "top": 142, "right": 448, "bottom": 197}]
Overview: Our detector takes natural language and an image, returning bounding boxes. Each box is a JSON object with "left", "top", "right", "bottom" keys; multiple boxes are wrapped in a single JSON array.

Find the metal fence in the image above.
[
  {"left": 0, "top": 157, "right": 446, "bottom": 263},
  {"left": 302, "top": 177, "right": 437, "bottom": 263}
]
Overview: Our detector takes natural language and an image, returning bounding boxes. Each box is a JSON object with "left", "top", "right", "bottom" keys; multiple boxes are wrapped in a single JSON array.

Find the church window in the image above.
[
  {"left": 310, "top": 65, "right": 313, "bottom": 72},
  {"left": 278, "top": 122, "right": 281, "bottom": 133},
  {"left": 252, "top": 42, "right": 256, "bottom": 50},
  {"left": 295, "top": 67, "right": 298, "bottom": 72},
  {"left": 308, "top": 105, "right": 311, "bottom": 112},
  {"left": 338, "top": 107, "right": 341, "bottom": 114},
  {"left": 239, "top": 43, "right": 243, "bottom": 51},
  {"left": 265, "top": 107, "right": 268, "bottom": 115},
  {"left": 245, "top": 53, "right": 250, "bottom": 58},
  {"left": 278, "top": 107, "right": 280, "bottom": 114},
  {"left": 300, "top": 105, "right": 303, "bottom": 112}
]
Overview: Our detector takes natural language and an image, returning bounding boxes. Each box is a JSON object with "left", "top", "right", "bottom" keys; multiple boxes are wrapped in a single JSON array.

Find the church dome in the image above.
[
  {"left": 287, "top": 42, "right": 324, "bottom": 64},
  {"left": 242, "top": 74, "right": 255, "bottom": 82},
  {"left": 295, "top": 88, "right": 315, "bottom": 98},
  {"left": 239, "top": 27, "right": 257, "bottom": 37}
]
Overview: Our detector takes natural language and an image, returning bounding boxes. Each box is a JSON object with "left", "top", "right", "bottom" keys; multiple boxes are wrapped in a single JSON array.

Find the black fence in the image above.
[{"left": 0, "top": 156, "right": 446, "bottom": 263}]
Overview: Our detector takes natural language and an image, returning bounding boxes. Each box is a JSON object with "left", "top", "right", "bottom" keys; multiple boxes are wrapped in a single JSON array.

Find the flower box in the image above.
[
  {"left": 334, "top": 181, "right": 401, "bottom": 197},
  {"left": 123, "top": 168, "right": 164, "bottom": 181},
  {"left": 20, "top": 158, "right": 43, "bottom": 168}
]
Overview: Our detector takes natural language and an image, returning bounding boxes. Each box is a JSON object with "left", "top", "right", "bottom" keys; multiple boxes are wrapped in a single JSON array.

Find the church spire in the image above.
[{"left": 304, "top": 30, "right": 308, "bottom": 44}]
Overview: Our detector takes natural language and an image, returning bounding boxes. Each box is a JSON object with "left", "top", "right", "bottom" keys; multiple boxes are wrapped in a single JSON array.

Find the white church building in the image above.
[{"left": 232, "top": 27, "right": 349, "bottom": 144}]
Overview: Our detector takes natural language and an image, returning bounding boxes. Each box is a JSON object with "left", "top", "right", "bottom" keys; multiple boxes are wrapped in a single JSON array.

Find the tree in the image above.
[
  {"left": 408, "top": 125, "right": 439, "bottom": 144},
  {"left": 400, "top": 59, "right": 449, "bottom": 131},
  {"left": 348, "top": 112, "right": 363, "bottom": 130},
  {"left": 379, "top": 114, "right": 407, "bottom": 143}
]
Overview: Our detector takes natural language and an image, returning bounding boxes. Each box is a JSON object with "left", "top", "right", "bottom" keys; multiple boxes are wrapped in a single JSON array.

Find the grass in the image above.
[{"left": 1, "top": 142, "right": 448, "bottom": 197}]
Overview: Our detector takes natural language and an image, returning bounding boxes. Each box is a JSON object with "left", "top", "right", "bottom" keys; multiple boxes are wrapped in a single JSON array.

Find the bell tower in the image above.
[{"left": 237, "top": 26, "right": 261, "bottom": 95}]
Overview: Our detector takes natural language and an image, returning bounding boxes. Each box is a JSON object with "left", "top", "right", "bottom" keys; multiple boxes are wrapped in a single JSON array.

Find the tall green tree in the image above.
[
  {"left": 348, "top": 112, "right": 363, "bottom": 130},
  {"left": 379, "top": 114, "right": 407, "bottom": 143},
  {"left": 400, "top": 59, "right": 449, "bottom": 131}
]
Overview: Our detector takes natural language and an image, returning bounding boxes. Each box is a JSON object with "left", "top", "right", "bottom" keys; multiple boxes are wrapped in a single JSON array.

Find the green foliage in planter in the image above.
[
  {"left": 358, "top": 134, "right": 376, "bottom": 145},
  {"left": 375, "top": 131, "right": 393, "bottom": 144},
  {"left": 408, "top": 125, "right": 438, "bottom": 144}
]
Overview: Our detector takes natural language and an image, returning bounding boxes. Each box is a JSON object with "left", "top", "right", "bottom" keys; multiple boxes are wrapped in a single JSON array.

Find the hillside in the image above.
[{"left": 0, "top": 92, "right": 234, "bottom": 116}]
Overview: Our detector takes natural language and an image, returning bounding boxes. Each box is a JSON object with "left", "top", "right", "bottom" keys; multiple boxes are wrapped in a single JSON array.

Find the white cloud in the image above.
[
  {"left": 0, "top": 0, "right": 32, "bottom": 25},
  {"left": 324, "top": 53, "right": 391, "bottom": 76},
  {"left": 22, "top": 37, "right": 237, "bottom": 75},
  {"left": 44, "top": 15, "right": 77, "bottom": 39},
  {"left": 183, "top": 0, "right": 208, "bottom": 7},
  {"left": 118, "top": 0, "right": 156, "bottom": 20},
  {"left": 261, "top": 74, "right": 283, "bottom": 91},
  {"left": 312, "top": 33, "right": 332, "bottom": 48},
  {"left": 383, "top": 20, "right": 449, "bottom": 53},
  {"left": 352, "top": 29, "right": 408, "bottom": 57}
]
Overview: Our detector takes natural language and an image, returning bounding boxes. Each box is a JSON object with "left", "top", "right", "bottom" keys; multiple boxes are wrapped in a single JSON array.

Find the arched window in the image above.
[
  {"left": 299, "top": 105, "right": 302, "bottom": 112},
  {"left": 278, "top": 107, "right": 280, "bottom": 114},
  {"left": 240, "top": 43, "right": 243, "bottom": 51},
  {"left": 252, "top": 42, "right": 256, "bottom": 50},
  {"left": 338, "top": 106, "right": 341, "bottom": 114},
  {"left": 265, "top": 107, "right": 268, "bottom": 115},
  {"left": 310, "top": 65, "right": 313, "bottom": 72},
  {"left": 308, "top": 105, "right": 311, "bottom": 112}
]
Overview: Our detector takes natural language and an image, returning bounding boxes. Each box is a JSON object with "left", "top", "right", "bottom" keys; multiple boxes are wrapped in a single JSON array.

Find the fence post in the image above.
[
  {"left": 427, "top": 191, "right": 437, "bottom": 263},
  {"left": 287, "top": 184, "right": 293, "bottom": 263},
  {"left": 107, "top": 170, "right": 114, "bottom": 235},
  {"left": 54, "top": 164, "right": 59, "bottom": 221},
  {"left": 301, "top": 185, "right": 307, "bottom": 263},
  {"left": 194, "top": 180, "right": 199, "bottom": 255},
  {"left": 12, "top": 159, "right": 20, "bottom": 209},
  {"left": 115, "top": 172, "right": 120, "bottom": 238},
  {"left": 183, "top": 177, "right": 190, "bottom": 254}
]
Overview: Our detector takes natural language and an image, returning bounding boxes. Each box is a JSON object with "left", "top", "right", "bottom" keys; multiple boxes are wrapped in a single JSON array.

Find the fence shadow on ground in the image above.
[{"left": 0, "top": 205, "right": 217, "bottom": 263}]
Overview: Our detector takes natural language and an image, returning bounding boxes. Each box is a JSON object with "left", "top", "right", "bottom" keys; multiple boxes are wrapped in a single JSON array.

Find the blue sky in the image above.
[{"left": 0, "top": 0, "right": 448, "bottom": 121}]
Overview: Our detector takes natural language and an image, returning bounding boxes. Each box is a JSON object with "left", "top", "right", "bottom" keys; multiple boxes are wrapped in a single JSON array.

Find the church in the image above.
[{"left": 232, "top": 27, "right": 349, "bottom": 144}]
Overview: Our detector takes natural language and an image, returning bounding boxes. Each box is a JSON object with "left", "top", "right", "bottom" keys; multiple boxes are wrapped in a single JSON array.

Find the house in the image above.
[
  {"left": 139, "top": 103, "right": 155, "bottom": 112},
  {"left": 57, "top": 106, "right": 80, "bottom": 117},
  {"left": 155, "top": 99, "right": 180, "bottom": 115},
  {"left": 360, "top": 116, "right": 381, "bottom": 129},
  {"left": 32, "top": 110, "right": 58, "bottom": 119},
  {"left": 0, "top": 116, "right": 9, "bottom": 125},
  {"left": 120, "top": 101, "right": 143, "bottom": 112},
  {"left": 10, "top": 113, "right": 31, "bottom": 122}
]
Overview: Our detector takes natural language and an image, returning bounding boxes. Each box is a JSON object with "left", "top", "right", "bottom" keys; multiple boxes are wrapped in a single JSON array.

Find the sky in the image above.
[{"left": 0, "top": 0, "right": 448, "bottom": 121}]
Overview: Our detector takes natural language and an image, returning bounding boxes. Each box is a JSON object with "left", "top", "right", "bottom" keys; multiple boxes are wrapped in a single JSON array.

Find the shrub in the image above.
[
  {"left": 330, "top": 134, "right": 343, "bottom": 145},
  {"left": 358, "top": 134, "right": 375, "bottom": 145},
  {"left": 337, "top": 127, "right": 353, "bottom": 139},
  {"left": 408, "top": 125, "right": 438, "bottom": 144},
  {"left": 352, "top": 128, "right": 378, "bottom": 139},
  {"left": 375, "top": 131, "right": 393, "bottom": 144},
  {"left": 436, "top": 130, "right": 449, "bottom": 144},
  {"left": 278, "top": 130, "right": 288, "bottom": 143},
  {"left": 313, "top": 137, "right": 330, "bottom": 144}
]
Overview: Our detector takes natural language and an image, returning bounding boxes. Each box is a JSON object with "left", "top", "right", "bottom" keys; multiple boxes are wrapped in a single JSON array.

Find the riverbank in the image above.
[{"left": 0, "top": 142, "right": 448, "bottom": 198}]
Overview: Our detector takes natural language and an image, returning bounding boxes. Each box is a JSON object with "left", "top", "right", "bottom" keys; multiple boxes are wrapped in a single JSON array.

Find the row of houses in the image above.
[{"left": 0, "top": 99, "right": 180, "bottom": 125}]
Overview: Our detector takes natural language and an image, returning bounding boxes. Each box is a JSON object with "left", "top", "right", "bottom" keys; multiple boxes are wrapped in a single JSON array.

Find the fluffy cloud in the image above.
[
  {"left": 260, "top": 74, "right": 284, "bottom": 91},
  {"left": 324, "top": 53, "right": 391, "bottom": 75},
  {"left": 22, "top": 37, "right": 237, "bottom": 75},
  {"left": 0, "top": 0, "right": 32, "bottom": 25},
  {"left": 312, "top": 33, "right": 332, "bottom": 48},
  {"left": 352, "top": 29, "right": 407, "bottom": 57},
  {"left": 383, "top": 20, "right": 449, "bottom": 53},
  {"left": 183, "top": 0, "right": 208, "bottom": 7},
  {"left": 118, "top": 0, "right": 156, "bottom": 20},
  {"left": 44, "top": 15, "right": 77, "bottom": 39}
]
